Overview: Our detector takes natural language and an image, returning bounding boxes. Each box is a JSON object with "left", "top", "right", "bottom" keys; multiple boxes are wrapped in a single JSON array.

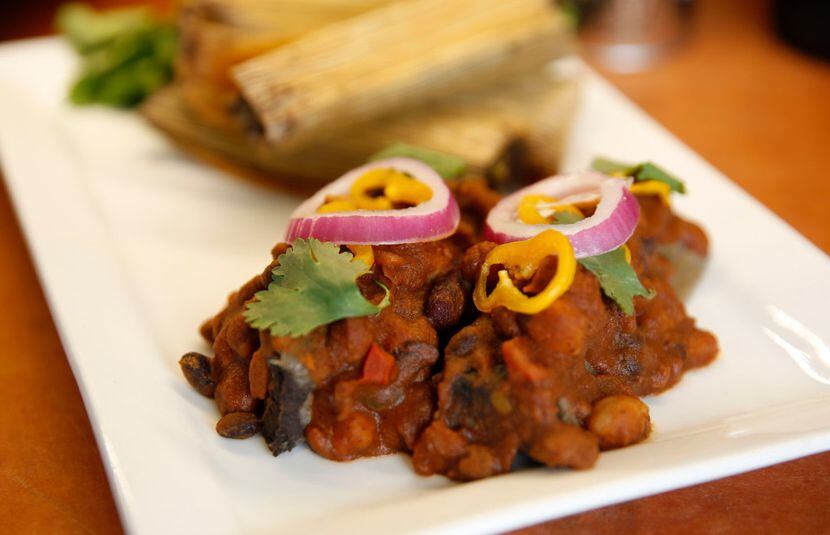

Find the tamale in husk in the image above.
[{"left": 232, "top": 0, "right": 574, "bottom": 147}]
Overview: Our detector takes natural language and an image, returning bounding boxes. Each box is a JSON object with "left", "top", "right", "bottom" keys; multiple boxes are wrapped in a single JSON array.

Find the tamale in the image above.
[
  {"left": 177, "top": 0, "right": 395, "bottom": 129},
  {"left": 178, "top": 0, "right": 393, "bottom": 86},
  {"left": 190, "top": 0, "right": 395, "bottom": 30},
  {"left": 141, "top": 74, "right": 577, "bottom": 185},
  {"left": 233, "top": 0, "right": 574, "bottom": 147},
  {"left": 142, "top": 85, "right": 517, "bottom": 184}
]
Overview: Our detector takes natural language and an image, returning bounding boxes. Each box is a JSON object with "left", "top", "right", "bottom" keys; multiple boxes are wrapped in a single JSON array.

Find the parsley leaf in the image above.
[
  {"left": 591, "top": 157, "right": 685, "bottom": 194},
  {"left": 370, "top": 142, "right": 467, "bottom": 179},
  {"left": 244, "top": 239, "right": 389, "bottom": 337},
  {"left": 578, "top": 248, "right": 654, "bottom": 315}
]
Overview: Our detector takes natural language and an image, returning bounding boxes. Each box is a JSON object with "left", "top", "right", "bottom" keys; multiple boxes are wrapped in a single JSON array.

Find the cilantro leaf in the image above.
[
  {"left": 370, "top": 142, "right": 467, "bottom": 179},
  {"left": 244, "top": 239, "right": 389, "bottom": 337},
  {"left": 578, "top": 248, "right": 654, "bottom": 315},
  {"left": 591, "top": 157, "right": 685, "bottom": 194}
]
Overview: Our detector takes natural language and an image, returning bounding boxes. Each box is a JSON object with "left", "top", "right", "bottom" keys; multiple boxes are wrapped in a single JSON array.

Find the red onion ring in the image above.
[
  {"left": 484, "top": 171, "right": 640, "bottom": 258},
  {"left": 285, "top": 157, "right": 460, "bottom": 245}
]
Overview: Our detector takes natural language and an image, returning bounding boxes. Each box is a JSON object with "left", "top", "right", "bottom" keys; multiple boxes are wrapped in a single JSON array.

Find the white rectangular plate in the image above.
[{"left": 1, "top": 38, "right": 829, "bottom": 535}]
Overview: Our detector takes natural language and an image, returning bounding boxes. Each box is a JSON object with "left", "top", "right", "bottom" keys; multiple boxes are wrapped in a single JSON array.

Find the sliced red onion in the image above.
[
  {"left": 285, "top": 157, "right": 459, "bottom": 245},
  {"left": 485, "top": 171, "right": 640, "bottom": 258}
]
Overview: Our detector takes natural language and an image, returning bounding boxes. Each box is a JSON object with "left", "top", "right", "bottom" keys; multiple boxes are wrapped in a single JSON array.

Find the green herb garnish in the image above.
[
  {"left": 57, "top": 3, "right": 177, "bottom": 108},
  {"left": 370, "top": 142, "right": 467, "bottom": 179},
  {"left": 578, "top": 248, "right": 654, "bottom": 315},
  {"left": 551, "top": 211, "right": 584, "bottom": 224},
  {"left": 244, "top": 239, "right": 389, "bottom": 337},
  {"left": 591, "top": 157, "right": 685, "bottom": 194}
]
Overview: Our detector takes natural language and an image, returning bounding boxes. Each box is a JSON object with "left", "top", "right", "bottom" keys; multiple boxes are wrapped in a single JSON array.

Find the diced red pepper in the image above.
[
  {"left": 359, "top": 343, "right": 398, "bottom": 386},
  {"left": 502, "top": 338, "right": 547, "bottom": 383}
]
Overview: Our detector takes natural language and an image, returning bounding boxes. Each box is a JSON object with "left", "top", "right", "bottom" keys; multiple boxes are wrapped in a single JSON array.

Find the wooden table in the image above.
[{"left": 1, "top": 0, "right": 828, "bottom": 533}]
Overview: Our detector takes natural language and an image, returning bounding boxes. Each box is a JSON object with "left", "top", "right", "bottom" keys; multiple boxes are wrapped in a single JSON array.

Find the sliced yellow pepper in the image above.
[
  {"left": 622, "top": 244, "right": 632, "bottom": 264},
  {"left": 346, "top": 244, "right": 374, "bottom": 267},
  {"left": 384, "top": 174, "right": 433, "bottom": 206},
  {"left": 474, "top": 230, "right": 576, "bottom": 314},
  {"left": 318, "top": 168, "right": 434, "bottom": 214},
  {"left": 348, "top": 168, "right": 433, "bottom": 211},
  {"left": 317, "top": 198, "right": 358, "bottom": 213},
  {"left": 630, "top": 180, "right": 671, "bottom": 205},
  {"left": 349, "top": 169, "right": 395, "bottom": 210},
  {"left": 517, "top": 194, "right": 582, "bottom": 225}
]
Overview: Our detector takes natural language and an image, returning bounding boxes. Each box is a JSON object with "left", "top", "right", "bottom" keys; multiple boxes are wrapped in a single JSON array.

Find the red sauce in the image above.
[{"left": 185, "top": 181, "right": 718, "bottom": 481}]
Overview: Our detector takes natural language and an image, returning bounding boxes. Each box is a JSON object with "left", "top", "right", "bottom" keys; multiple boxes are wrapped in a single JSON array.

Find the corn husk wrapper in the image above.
[
  {"left": 233, "top": 0, "right": 574, "bottom": 147},
  {"left": 142, "top": 73, "right": 578, "bottom": 185}
]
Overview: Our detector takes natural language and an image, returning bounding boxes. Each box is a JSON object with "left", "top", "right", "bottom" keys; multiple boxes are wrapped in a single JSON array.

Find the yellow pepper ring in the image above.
[
  {"left": 517, "top": 194, "right": 582, "bottom": 225},
  {"left": 349, "top": 169, "right": 396, "bottom": 210},
  {"left": 348, "top": 168, "right": 433, "bottom": 211},
  {"left": 384, "top": 175, "right": 433, "bottom": 206},
  {"left": 474, "top": 229, "right": 577, "bottom": 315},
  {"left": 346, "top": 244, "right": 374, "bottom": 267},
  {"left": 318, "top": 168, "right": 434, "bottom": 213},
  {"left": 630, "top": 180, "right": 672, "bottom": 205},
  {"left": 317, "top": 198, "right": 357, "bottom": 213},
  {"left": 622, "top": 244, "right": 632, "bottom": 264}
]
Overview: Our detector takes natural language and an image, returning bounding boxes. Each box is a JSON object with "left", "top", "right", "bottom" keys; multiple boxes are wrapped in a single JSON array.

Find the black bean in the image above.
[
  {"left": 394, "top": 341, "right": 440, "bottom": 383},
  {"left": 426, "top": 276, "right": 465, "bottom": 330},
  {"left": 179, "top": 352, "right": 216, "bottom": 397}
]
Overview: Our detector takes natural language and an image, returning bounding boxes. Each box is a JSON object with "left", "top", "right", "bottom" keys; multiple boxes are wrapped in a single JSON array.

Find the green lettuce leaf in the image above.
[
  {"left": 578, "top": 248, "right": 654, "bottom": 315},
  {"left": 244, "top": 239, "right": 389, "bottom": 337},
  {"left": 591, "top": 157, "right": 685, "bottom": 194},
  {"left": 370, "top": 142, "right": 467, "bottom": 179}
]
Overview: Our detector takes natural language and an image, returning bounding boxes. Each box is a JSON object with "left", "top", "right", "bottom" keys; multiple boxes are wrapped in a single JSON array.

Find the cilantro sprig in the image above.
[
  {"left": 578, "top": 248, "right": 654, "bottom": 315},
  {"left": 244, "top": 239, "right": 389, "bottom": 337},
  {"left": 591, "top": 157, "right": 685, "bottom": 194},
  {"left": 57, "top": 3, "right": 176, "bottom": 108},
  {"left": 370, "top": 142, "right": 467, "bottom": 180},
  {"left": 552, "top": 213, "right": 653, "bottom": 314}
]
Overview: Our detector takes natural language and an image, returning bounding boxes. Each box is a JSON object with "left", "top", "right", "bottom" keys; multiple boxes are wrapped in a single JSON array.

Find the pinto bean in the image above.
[
  {"left": 179, "top": 352, "right": 215, "bottom": 397},
  {"left": 223, "top": 314, "right": 259, "bottom": 359},
  {"left": 248, "top": 350, "right": 269, "bottom": 400},
  {"left": 214, "top": 361, "right": 256, "bottom": 415},
  {"left": 455, "top": 444, "right": 501, "bottom": 480},
  {"left": 460, "top": 241, "right": 497, "bottom": 283},
  {"left": 685, "top": 328, "right": 719, "bottom": 369},
  {"left": 332, "top": 412, "right": 377, "bottom": 457},
  {"left": 216, "top": 412, "right": 259, "bottom": 439},
  {"left": 426, "top": 276, "right": 465, "bottom": 330},
  {"left": 528, "top": 425, "right": 599, "bottom": 469},
  {"left": 588, "top": 395, "right": 651, "bottom": 450},
  {"left": 199, "top": 320, "right": 216, "bottom": 344},
  {"left": 411, "top": 421, "right": 468, "bottom": 476}
]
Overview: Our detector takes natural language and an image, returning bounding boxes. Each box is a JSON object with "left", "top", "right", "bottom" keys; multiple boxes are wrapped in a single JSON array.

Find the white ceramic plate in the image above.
[{"left": 1, "top": 38, "right": 829, "bottom": 535}]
